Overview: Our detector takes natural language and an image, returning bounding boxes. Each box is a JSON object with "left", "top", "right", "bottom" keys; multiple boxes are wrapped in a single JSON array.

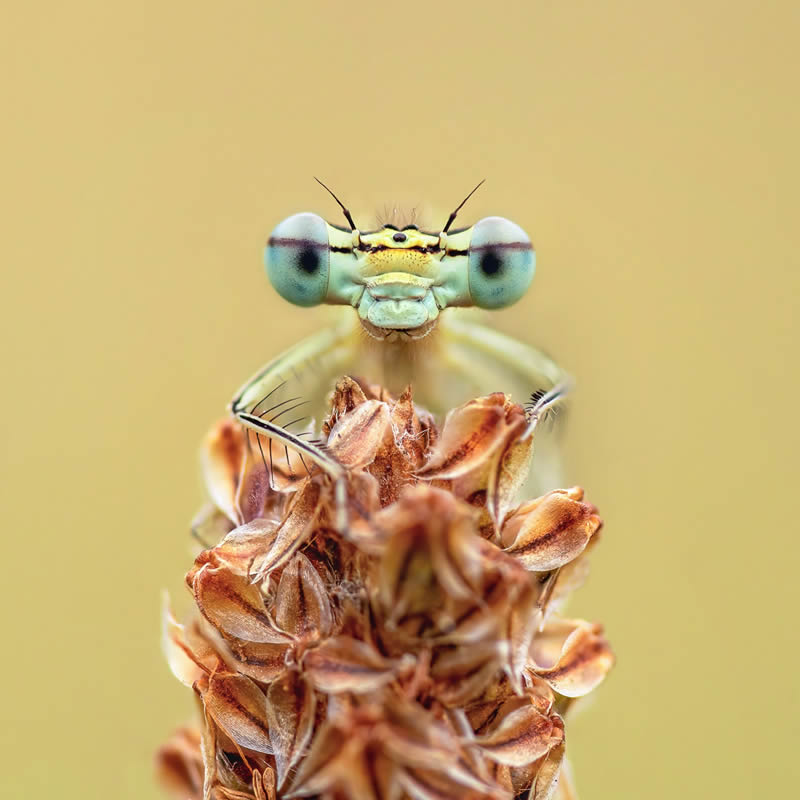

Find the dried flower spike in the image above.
[{"left": 159, "top": 379, "right": 613, "bottom": 800}]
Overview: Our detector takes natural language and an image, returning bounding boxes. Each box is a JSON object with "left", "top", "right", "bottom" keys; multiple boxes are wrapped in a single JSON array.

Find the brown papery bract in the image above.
[{"left": 157, "top": 377, "right": 613, "bottom": 800}]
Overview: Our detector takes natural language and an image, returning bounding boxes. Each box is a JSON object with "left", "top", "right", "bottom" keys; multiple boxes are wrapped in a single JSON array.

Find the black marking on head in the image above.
[
  {"left": 356, "top": 242, "right": 441, "bottom": 255},
  {"left": 392, "top": 232, "right": 407, "bottom": 242},
  {"left": 268, "top": 236, "right": 352, "bottom": 257},
  {"left": 328, "top": 222, "right": 354, "bottom": 234}
]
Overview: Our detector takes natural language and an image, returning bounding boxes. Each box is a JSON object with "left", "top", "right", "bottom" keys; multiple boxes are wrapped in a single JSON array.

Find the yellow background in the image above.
[{"left": 2, "top": 2, "right": 797, "bottom": 797}]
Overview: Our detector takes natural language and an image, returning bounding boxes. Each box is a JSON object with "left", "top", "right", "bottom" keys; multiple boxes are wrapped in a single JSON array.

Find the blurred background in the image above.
[{"left": 2, "top": 1, "right": 798, "bottom": 797}]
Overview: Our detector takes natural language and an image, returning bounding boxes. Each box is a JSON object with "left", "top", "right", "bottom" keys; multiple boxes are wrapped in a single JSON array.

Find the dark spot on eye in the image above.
[
  {"left": 297, "top": 248, "right": 319, "bottom": 274},
  {"left": 480, "top": 250, "right": 503, "bottom": 276},
  {"left": 392, "top": 232, "right": 407, "bottom": 242}
]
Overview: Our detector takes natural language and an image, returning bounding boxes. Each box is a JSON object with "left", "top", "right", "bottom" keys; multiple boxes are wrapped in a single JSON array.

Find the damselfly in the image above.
[{"left": 231, "top": 181, "right": 570, "bottom": 519}]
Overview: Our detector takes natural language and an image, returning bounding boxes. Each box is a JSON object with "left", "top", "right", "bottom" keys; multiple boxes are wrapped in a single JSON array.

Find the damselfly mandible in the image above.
[{"left": 231, "top": 181, "right": 570, "bottom": 521}]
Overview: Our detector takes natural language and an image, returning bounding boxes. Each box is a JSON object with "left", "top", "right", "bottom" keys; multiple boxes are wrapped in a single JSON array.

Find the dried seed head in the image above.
[{"left": 158, "top": 378, "right": 613, "bottom": 799}]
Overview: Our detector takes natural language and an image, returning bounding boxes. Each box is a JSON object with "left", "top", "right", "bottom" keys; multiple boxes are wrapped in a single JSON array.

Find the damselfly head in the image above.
[{"left": 265, "top": 183, "right": 536, "bottom": 338}]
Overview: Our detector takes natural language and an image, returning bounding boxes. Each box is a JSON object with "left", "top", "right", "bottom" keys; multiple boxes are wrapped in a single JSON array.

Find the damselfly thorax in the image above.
[{"left": 231, "top": 182, "right": 570, "bottom": 518}]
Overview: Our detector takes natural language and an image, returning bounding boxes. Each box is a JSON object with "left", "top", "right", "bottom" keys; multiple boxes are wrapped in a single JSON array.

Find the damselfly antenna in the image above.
[
  {"left": 441, "top": 178, "right": 486, "bottom": 234},
  {"left": 314, "top": 177, "right": 358, "bottom": 232}
]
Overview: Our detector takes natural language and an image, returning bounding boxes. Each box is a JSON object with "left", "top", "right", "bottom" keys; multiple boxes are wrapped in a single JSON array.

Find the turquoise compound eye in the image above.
[
  {"left": 265, "top": 213, "right": 330, "bottom": 307},
  {"left": 467, "top": 216, "right": 535, "bottom": 309}
]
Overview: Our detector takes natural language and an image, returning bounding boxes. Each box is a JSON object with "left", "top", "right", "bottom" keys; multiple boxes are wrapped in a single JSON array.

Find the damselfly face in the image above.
[
  {"left": 232, "top": 183, "right": 568, "bottom": 512},
  {"left": 265, "top": 183, "right": 535, "bottom": 340}
]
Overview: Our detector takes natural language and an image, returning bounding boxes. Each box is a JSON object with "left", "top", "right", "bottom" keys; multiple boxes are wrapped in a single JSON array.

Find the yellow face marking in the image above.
[
  {"left": 358, "top": 227, "right": 443, "bottom": 279},
  {"left": 361, "top": 248, "right": 436, "bottom": 277}
]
